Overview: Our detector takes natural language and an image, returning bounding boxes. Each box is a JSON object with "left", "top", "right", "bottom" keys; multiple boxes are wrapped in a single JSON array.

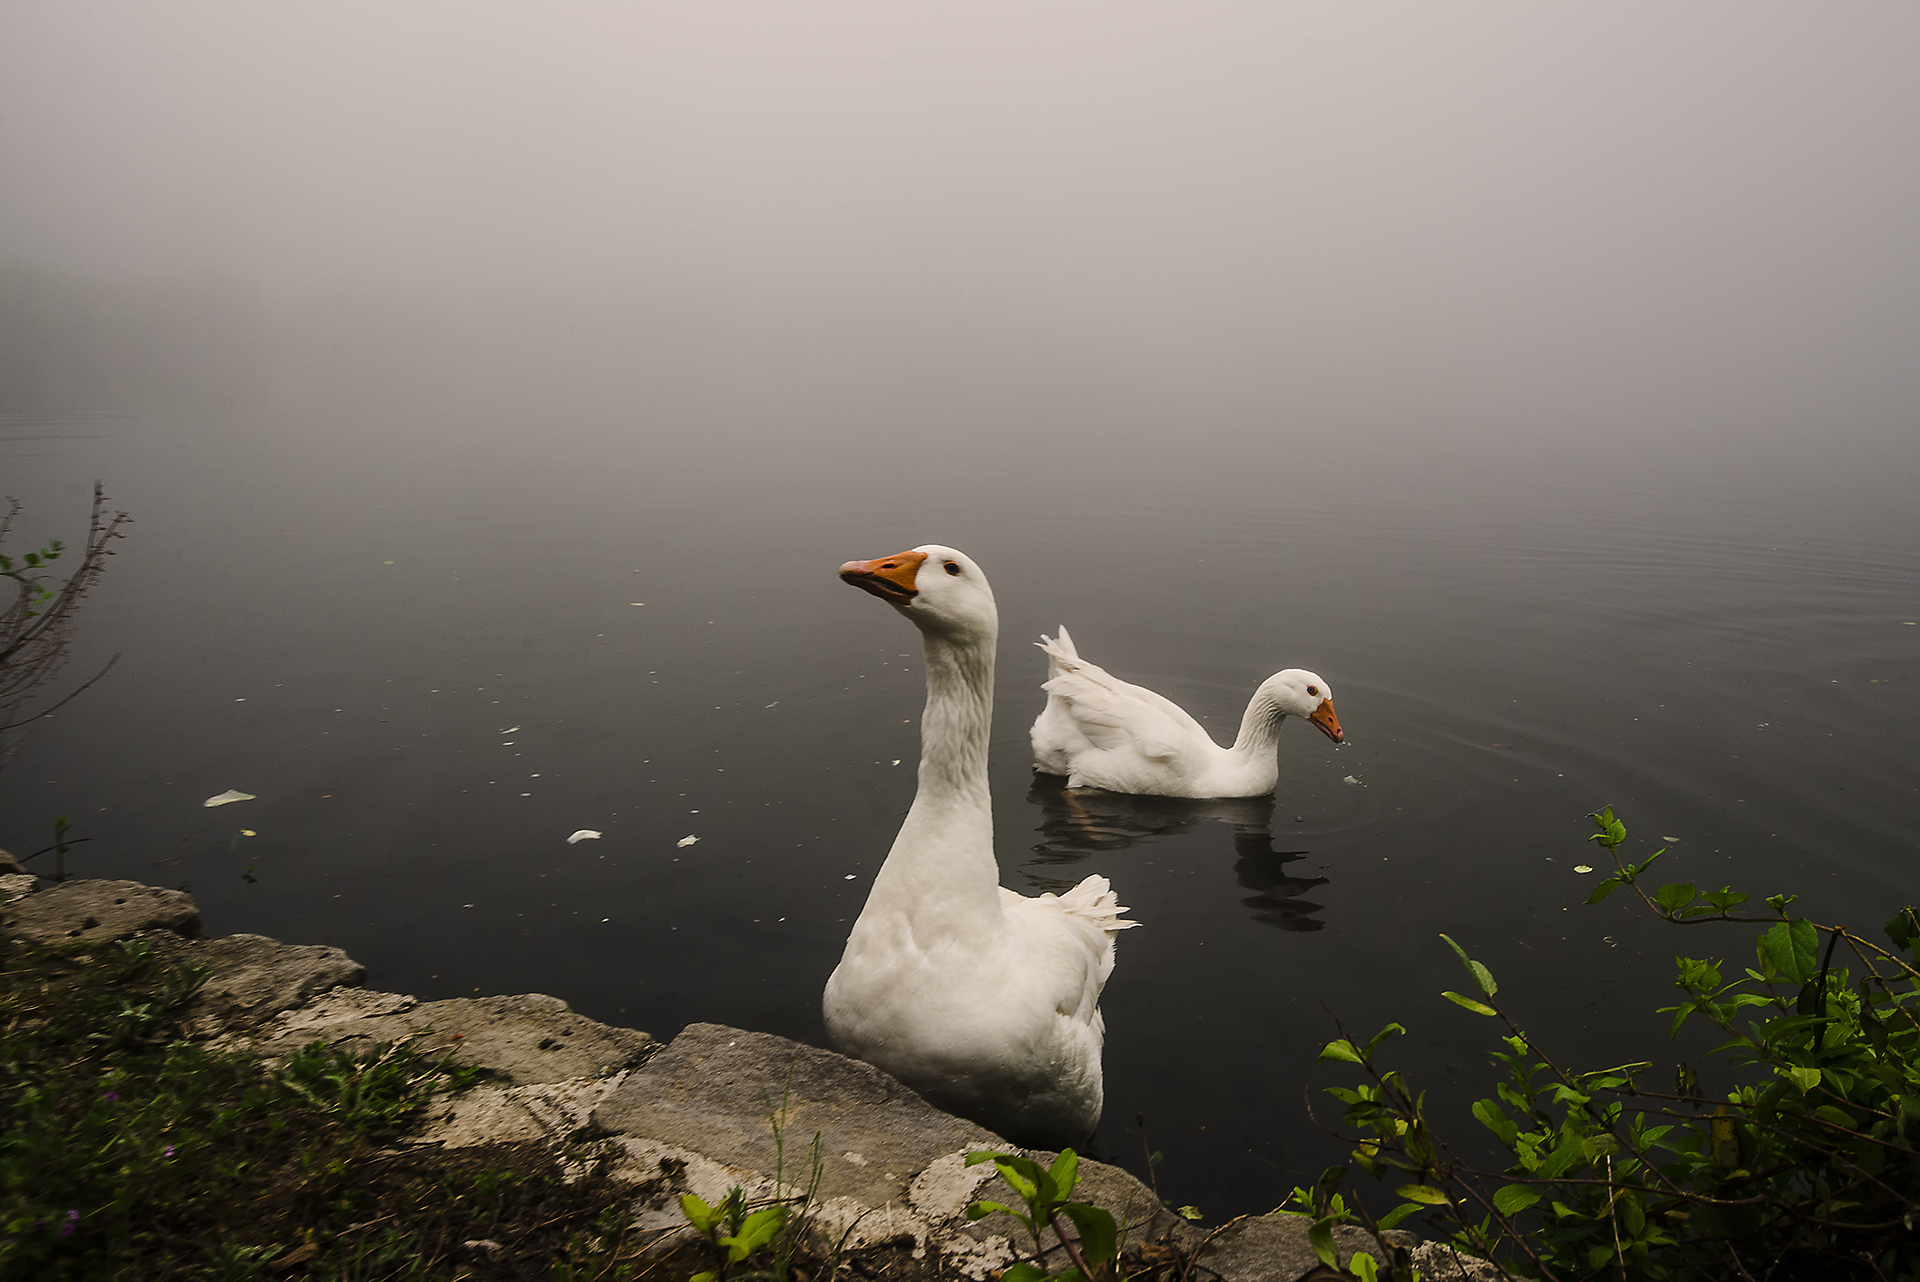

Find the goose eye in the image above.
[
  {"left": 1307, "top": 685, "right": 1319, "bottom": 697},
  {"left": 944, "top": 561, "right": 962, "bottom": 576}
]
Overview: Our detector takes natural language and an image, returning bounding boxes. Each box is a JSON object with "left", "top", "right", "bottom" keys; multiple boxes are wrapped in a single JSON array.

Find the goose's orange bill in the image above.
[{"left": 839, "top": 550, "right": 927, "bottom": 603}]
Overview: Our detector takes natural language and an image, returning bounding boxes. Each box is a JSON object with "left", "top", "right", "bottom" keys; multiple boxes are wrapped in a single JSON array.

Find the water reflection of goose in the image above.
[
  {"left": 1029, "top": 627, "right": 1345, "bottom": 798},
  {"left": 823, "top": 546, "right": 1137, "bottom": 1148},
  {"left": 1024, "top": 782, "right": 1330, "bottom": 932}
]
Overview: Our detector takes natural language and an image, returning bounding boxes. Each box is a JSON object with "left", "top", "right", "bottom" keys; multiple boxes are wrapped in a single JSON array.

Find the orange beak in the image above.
[
  {"left": 1308, "top": 698, "right": 1344, "bottom": 744},
  {"left": 839, "top": 549, "right": 927, "bottom": 604}
]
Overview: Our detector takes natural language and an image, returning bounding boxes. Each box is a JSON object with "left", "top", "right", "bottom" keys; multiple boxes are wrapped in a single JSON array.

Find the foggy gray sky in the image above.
[{"left": 4, "top": 3, "right": 1919, "bottom": 449}]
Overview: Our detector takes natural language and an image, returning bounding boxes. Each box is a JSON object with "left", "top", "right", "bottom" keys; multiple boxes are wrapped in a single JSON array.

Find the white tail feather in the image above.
[
  {"left": 1057, "top": 873, "right": 1139, "bottom": 934},
  {"left": 1035, "top": 626, "right": 1082, "bottom": 675}
]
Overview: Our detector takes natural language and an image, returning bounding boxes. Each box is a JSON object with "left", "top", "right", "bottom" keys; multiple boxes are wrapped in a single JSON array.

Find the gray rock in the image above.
[
  {"left": 2, "top": 878, "right": 200, "bottom": 946},
  {"left": 0, "top": 873, "right": 36, "bottom": 905},
  {"left": 184, "top": 933, "right": 367, "bottom": 1031},
  {"left": 590, "top": 1024, "right": 1198, "bottom": 1276},
  {"left": 594, "top": 1022, "right": 1006, "bottom": 1210},
  {"left": 1408, "top": 1241, "right": 1505, "bottom": 1281},
  {"left": 0, "top": 848, "right": 24, "bottom": 874},
  {"left": 254, "top": 990, "right": 655, "bottom": 1086},
  {"left": 1193, "top": 1212, "right": 1418, "bottom": 1282}
]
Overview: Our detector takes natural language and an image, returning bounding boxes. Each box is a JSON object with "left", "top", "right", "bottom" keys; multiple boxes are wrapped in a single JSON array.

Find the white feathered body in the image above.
[
  {"left": 824, "top": 548, "right": 1135, "bottom": 1148},
  {"left": 824, "top": 868, "right": 1129, "bottom": 1145},
  {"left": 1031, "top": 627, "right": 1336, "bottom": 799}
]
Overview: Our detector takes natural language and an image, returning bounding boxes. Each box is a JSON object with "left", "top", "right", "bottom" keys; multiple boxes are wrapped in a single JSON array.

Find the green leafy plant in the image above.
[
  {"left": 0, "top": 934, "right": 500, "bottom": 1279},
  {"left": 1280, "top": 1150, "right": 1420, "bottom": 1280},
  {"left": 1314, "top": 807, "right": 1920, "bottom": 1280},
  {"left": 276, "top": 1035, "right": 485, "bottom": 1136},
  {"left": 679, "top": 1064, "right": 827, "bottom": 1282},
  {"left": 966, "top": 1148, "right": 1119, "bottom": 1282},
  {"left": 682, "top": 1188, "right": 787, "bottom": 1281}
]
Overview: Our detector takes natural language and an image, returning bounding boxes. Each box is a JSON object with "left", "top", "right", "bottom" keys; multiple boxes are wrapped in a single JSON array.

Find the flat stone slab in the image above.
[
  {"left": 185, "top": 933, "right": 367, "bottom": 1032},
  {"left": 417, "top": 1072, "right": 634, "bottom": 1150},
  {"left": 0, "top": 873, "right": 35, "bottom": 905},
  {"left": 591, "top": 1024, "right": 1196, "bottom": 1277},
  {"left": 2, "top": 879, "right": 201, "bottom": 946},
  {"left": 1193, "top": 1212, "right": 1419, "bottom": 1282},
  {"left": 595, "top": 1022, "right": 1006, "bottom": 1210},
  {"left": 251, "top": 989, "right": 656, "bottom": 1086}
]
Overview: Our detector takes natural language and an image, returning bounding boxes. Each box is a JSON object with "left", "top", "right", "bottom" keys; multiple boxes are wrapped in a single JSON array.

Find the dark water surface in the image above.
[{"left": 4, "top": 398, "right": 1917, "bottom": 1216}]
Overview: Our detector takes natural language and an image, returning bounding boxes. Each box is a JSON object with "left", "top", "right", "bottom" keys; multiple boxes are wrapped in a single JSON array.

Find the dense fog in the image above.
[{"left": 6, "top": 3, "right": 1919, "bottom": 465}]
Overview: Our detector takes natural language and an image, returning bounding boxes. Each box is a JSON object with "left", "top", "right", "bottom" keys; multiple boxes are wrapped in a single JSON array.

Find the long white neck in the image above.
[
  {"left": 1229, "top": 688, "right": 1287, "bottom": 759},
  {"left": 863, "top": 623, "right": 1004, "bottom": 939}
]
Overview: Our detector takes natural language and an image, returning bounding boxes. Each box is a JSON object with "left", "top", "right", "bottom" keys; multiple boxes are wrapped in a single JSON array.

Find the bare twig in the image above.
[{"left": 0, "top": 483, "right": 130, "bottom": 762}]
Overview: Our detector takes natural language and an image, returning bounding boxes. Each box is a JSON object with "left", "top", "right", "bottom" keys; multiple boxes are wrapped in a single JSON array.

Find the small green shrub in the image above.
[
  {"left": 677, "top": 1065, "right": 827, "bottom": 1282},
  {"left": 1313, "top": 807, "right": 1920, "bottom": 1281},
  {"left": 967, "top": 1148, "right": 1120, "bottom": 1282}
]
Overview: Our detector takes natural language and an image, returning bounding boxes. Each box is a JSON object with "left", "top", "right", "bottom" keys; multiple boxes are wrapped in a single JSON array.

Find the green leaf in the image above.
[
  {"left": 1000, "top": 1264, "right": 1051, "bottom": 1282},
  {"left": 1537, "top": 1132, "right": 1586, "bottom": 1180},
  {"left": 1349, "top": 1253, "right": 1379, "bottom": 1282},
  {"left": 1783, "top": 1065, "right": 1821, "bottom": 1093},
  {"left": 1472, "top": 1099, "right": 1519, "bottom": 1145},
  {"left": 1758, "top": 919, "right": 1819, "bottom": 984},
  {"left": 1584, "top": 874, "right": 1625, "bottom": 905},
  {"left": 966, "top": 1200, "right": 1021, "bottom": 1223},
  {"left": 1885, "top": 907, "right": 1919, "bottom": 952},
  {"left": 1311, "top": 1164, "right": 1346, "bottom": 1215},
  {"left": 968, "top": 1151, "right": 1047, "bottom": 1205},
  {"left": 1700, "top": 887, "right": 1748, "bottom": 913},
  {"left": 1059, "top": 1202, "right": 1118, "bottom": 1267},
  {"left": 1048, "top": 1148, "right": 1080, "bottom": 1201},
  {"left": 1675, "top": 957, "right": 1722, "bottom": 992},
  {"left": 1442, "top": 991, "right": 1498, "bottom": 1017},
  {"left": 679, "top": 1193, "right": 721, "bottom": 1238},
  {"left": 1587, "top": 806, "right": 1626, "bottom": 848},
  {"left": 1654, "top": 883, "right": 1697, "bottom": 914},
  {"left": 1307, "top": 1216, "right": 1339, "bottom": 1268},
  {"left": 1363, "top": 1023, "right": 1406, "bottom": 1052},
  {"left": 1175, "top": 1205, "right": 1204, "bottom": 1221},
  {"left": 1492, "top": 1184, "right": 1540, "bottom": 1216},
  {"left": 1439, "top": 934, "right": 1497, "bottom": 996},
  {"left": 1619, "top": 1192, "right": 1645, "bottom": 1238},
  {"left": 1376, "top": 1202, "right": 1421, "bottom": 1230},
  {"left": 1320, "top": 1039, "right": 1363, "bottom": 1064},
  {"left": 719, "top": 1206, "right": 785, "bottom": 1262},
  {"left": 1394, "top": 1184, "right": 1452, "bottom": 1206}
]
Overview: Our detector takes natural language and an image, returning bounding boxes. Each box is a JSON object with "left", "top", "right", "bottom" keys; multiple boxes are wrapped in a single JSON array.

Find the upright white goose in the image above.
[
  {"left": 822, "top": 546, "right": 1136, "bottom": 1148},
  {"left": 1030, "top": 626, "right": 1345, "bottom": 799}
]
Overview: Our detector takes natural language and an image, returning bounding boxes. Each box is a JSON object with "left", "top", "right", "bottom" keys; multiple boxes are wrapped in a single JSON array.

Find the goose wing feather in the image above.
[{"left": 1036, "top": 638, "right": 1212, "bottom": 771}]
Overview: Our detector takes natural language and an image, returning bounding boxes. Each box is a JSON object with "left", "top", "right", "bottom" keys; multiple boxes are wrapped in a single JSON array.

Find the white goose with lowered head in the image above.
[
  {"left": 822, "top": 546, "right": 1136, "bottom": 1149},
  {"left": 1030, "top": 626, "right": 1344, "bottom": 799}
]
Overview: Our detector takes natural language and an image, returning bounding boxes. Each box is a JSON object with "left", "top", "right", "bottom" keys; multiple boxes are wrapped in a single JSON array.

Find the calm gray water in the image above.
[
  {"left": 5, "top": 1, "right": 1920, "bottom": 1220},
  {"left": 5, "top": 381, "right": 1916, "bottom": 1215}
]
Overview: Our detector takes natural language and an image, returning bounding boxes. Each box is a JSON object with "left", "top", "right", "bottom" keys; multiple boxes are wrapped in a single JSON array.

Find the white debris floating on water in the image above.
[
  {"left": 203, "top": 790, "right": 257, "bottom": 808},
  {"left": 1342, "top": 775, "right": 1361, "bottom": 785},
  {"left": 567, "top": 830, "right": 603, "bottom": 844},
  {"left": 676, "top": 835, "right": 700, "bottom": 848}
]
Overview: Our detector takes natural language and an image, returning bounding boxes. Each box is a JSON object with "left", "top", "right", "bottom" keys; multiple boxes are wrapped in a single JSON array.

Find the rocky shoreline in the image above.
[{"left": 0, "top": 866, "right": 1490, "bottom": 1281}]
